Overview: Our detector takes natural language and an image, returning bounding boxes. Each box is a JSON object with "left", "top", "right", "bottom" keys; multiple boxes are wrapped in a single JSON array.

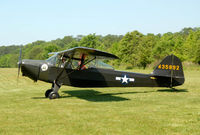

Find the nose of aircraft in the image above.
[{"left": 21, "top": 59, "right": 45, "bottom": 82}]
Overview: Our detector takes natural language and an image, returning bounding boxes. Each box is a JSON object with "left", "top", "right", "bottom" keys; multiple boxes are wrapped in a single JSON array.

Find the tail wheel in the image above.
[
  {"left": 45, "top": 89, "right": 53, "bottom": 98},
  {"left": 49, "top": 92, "right": 60, "bottom": 99}
]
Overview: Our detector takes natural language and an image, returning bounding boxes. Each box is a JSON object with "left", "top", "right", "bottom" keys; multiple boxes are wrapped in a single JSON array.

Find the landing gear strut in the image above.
[{"left": 45, "top": 81, "right": 61, "bottom": 99}]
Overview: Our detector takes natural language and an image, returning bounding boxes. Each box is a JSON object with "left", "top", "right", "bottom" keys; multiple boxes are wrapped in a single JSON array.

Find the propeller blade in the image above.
[{"left": 17, "top": 46, "right": 22, "bottom": 78}]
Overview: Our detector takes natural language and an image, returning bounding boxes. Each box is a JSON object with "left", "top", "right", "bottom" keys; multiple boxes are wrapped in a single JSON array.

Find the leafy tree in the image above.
[
  {"left": 101, "top": 34, "right": 123, "bottom": 48},
  {"left": 136, "top": 33, "right": 156, "bottom": 68},
  {"left": 153, "top": 32, "right": 175, "bottom": 59},
  {"left": 43, "top": 44, "right": 60, "bottom": 59},
  {"left": 0, "top": 54, "right": 11, "bottom": 67},
  {"left": 195, "top": 42, "right": 200, "bottom": 64},
  {"left": 0, "top": 54, "right": 18, "bottom": 67},
  {"left": 60, "top": 36, "right": 76, "bottom": 48},
  {"left": 118, "top": 31, "right": 144, "bottom": 66},
  {"left": 0, "top": 45, "right": 20, "bottom": 56},
  {"left": 26, "top": 46, "right": 45, "bottom": 59},
  {"left": 109, "top": 42, "right": 121, "bottom": 66},
  {"left": 171, "top": 32, "right": 186, "bottom": 61},
  {"left": 79, "top": 34, "right": 101, "bottom": 48},
  {"left": 183, "top": 29, "right": 200, "bottom": 63}
]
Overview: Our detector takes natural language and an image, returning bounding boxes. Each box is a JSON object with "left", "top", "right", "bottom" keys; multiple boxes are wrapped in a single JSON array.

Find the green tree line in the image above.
[{"left": 0, "top": 27, "right": 199, "bottom": 68}]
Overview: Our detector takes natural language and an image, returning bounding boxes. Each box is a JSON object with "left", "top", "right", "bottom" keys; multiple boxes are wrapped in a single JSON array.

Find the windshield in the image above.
[
  {"left": 46, "top": 54, "right": 70, "bottom": 68},
  {"left": 46, "top": 54, "right": 58, "bottom": 66}
]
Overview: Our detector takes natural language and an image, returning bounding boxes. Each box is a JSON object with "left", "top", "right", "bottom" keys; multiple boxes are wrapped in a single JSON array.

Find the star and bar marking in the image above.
[{"left": 115, "top": 75, "right": 135, "bottom": 84}]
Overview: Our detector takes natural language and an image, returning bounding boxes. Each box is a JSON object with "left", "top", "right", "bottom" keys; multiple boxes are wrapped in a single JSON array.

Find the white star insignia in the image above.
[
  {"left": 115, "top": 75, "right": 135, "bottom": 84},
  {"left": 122, "top": 75, "right": 129, "bottom": 84}
]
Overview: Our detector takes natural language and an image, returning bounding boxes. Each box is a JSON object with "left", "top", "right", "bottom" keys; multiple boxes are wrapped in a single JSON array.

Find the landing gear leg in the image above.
[{"left": 48, "top": 81, "right": 61, "bottom": 99}]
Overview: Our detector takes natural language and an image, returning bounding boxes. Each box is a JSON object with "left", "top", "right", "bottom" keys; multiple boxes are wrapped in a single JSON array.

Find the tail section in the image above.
[{"left": 152, "top": 54, "right": 185, "bottom": 87}]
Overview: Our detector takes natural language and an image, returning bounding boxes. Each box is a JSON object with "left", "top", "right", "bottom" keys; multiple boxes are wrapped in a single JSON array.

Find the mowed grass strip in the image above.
[{"left": 0, "top": 68, "right": 200, "bottom": 135}]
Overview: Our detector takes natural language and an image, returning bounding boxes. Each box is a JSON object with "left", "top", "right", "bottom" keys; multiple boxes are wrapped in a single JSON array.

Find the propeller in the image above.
[{"left": 17, "top": 46, "right": 22, "bottom": 78}]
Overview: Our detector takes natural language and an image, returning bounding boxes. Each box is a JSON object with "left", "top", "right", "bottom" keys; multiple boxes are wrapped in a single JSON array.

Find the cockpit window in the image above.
[
  {"left": 88, "top": 59, "right": 114, "bottom": 70},
  {"left": 46, "top": 54, "right": 114, "bottom": 70},
  {"left": 69, "top": 56, "right": 114, "bottom": 70}
]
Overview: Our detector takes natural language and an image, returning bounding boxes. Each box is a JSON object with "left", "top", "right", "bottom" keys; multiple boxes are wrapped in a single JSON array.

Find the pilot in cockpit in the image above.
[
  {"left": 60, "top": 56, "right": 67, "bottom": 68},
  {"left": 78, "top": 54, "right": 87, "bottom": 70}
]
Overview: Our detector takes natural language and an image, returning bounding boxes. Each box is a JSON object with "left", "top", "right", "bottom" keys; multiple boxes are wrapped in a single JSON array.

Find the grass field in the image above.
[{"left": 0, "top": 68, "right": 200, "bottom": 135}]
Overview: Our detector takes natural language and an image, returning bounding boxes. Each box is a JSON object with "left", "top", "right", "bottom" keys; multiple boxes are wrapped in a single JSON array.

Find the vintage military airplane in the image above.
[{"left": 18, "top": 47, "right": 185, "bottom": 99}]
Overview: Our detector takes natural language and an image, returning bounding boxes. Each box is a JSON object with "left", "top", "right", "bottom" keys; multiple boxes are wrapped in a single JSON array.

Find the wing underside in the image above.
[{"left": 56, "top": 47, "right": 119, "bottom": 60}]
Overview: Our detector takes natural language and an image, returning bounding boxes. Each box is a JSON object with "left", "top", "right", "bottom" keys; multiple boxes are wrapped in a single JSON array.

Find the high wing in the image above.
[{"left": 56, "top": 47, "right": 119, "bottom": 60}]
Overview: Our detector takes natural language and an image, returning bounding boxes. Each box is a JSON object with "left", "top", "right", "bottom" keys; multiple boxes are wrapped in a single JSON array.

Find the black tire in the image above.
[
  {"left": 49, "top": 92, "right": 60, "bottom": 99},
  {"left": 45, "top": 89, "right": 53, "bottom": 98}
]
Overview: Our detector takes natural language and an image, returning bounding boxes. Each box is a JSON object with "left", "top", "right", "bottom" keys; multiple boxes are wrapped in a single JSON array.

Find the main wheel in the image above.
[
  {"left": 49, "top": 92, "right": 60, "bottom": 99},
  {"left": 45, "top": 89, "right": 53, "bottom": 98}
]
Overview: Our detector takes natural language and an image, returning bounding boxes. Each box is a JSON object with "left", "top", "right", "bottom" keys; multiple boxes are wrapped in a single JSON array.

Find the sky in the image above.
[{"left": 0, "top": 0, "right": 199, "bottom": 46}]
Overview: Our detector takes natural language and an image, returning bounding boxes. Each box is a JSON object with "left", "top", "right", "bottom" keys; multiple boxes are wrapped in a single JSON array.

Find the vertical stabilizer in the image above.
[{"left": 152, "top": 54, "right": 185, "bottom": 87}]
